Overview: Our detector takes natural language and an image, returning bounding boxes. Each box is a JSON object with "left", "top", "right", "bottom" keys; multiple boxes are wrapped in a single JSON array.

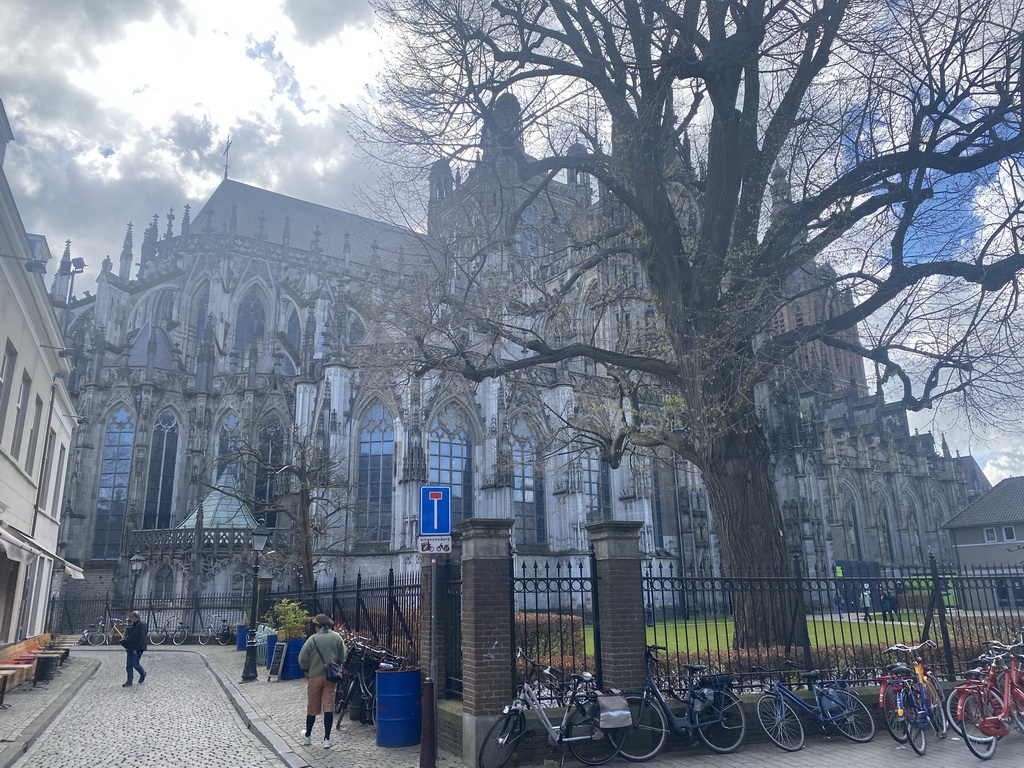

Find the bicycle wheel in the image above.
[
  {"left": 903, "top": 686, "right": 926, "bottom": 756},
  {"left": 172, "top": 626, "right": 188, "bottom": 645},
  {"left": 697, "top": 688, "right": 746, "bottom": 754},
  {"left": 882, "top": 683, "right": 909, "bottom": 743},
  {"left": 335, "top": 675, "right": 358, "bottom": 715},
  {"left": 149, "top": 627, "right": 167, "bottom": 645},
  {"left": 565, "top": 703, "right": 624, "bottom": 766},
  {"left": 923, "top": 675, "right": 948, "bottom": 737},
  {"left": 828, "top": 689, "right": 875, "bottom": 743},
  {"left": 756, "top": 693, "right": 804, "bottom": 752},
  {"left": 87, "top": 630, "right": 107, "bottom": 646},
  {"left": 961, "top": 688, "right": 999, "bottom": 760},
  {"left": 618, "top": 692, "right": 669, "bottom": 761},
  {"left": 217, "top": 626, "right": 231, "bottom": 645},
  {"left": 478, "top": 711, "right": 526, "bottom": 768},
  {"left": 946, "top": 685, "right": 970, "bottom": 737},
  {"left": 197, "top": 627, "right": 212, "bottom": 645}
]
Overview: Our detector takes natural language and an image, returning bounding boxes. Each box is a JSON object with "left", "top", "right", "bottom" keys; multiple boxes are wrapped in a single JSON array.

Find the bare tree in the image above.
[{"left": 365, "top": 0, "right": 1024, "bottom": 646}]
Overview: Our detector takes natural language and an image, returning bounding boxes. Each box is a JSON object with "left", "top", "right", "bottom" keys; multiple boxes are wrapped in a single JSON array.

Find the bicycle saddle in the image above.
[
  {"left": 801, "top": 670, "right": 821, "bottom": 680},
  {"left": 570, "top": 672, "right": 594, "bottom": 683},
  {"left": 684, "top": 664, "right": 706, "bottom": 673}
]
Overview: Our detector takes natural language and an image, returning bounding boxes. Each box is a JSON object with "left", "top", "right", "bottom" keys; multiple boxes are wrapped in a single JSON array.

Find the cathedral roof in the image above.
[
  {"left": 192, "top": 179, "right": 427, "bottom": 273},
  {"left": 942, "top": 476, "right": 1024, "bottom": 529},
  {"left": 123, "top": 316, "right": 175, "bottom": 367},
  {"left": 177, "top": 473, "right": 261, "bottom": 529}
]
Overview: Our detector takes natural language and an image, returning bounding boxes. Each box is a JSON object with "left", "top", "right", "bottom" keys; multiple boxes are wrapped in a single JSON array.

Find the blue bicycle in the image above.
[{"left": 754, "top": 661, "right": 875, "bottom": 751}]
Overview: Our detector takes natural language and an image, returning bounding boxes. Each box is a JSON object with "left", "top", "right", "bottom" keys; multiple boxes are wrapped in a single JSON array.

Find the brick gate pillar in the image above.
[
  {"left": 459, "top": 517, "right": 514, "bottom": 761},
  {"left": 584, "top": 520, "right": 645, "bottom": 690}
]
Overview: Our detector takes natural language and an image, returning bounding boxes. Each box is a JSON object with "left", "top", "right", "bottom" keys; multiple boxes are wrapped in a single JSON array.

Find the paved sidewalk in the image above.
[{"left": 2, "top": 642, "right": 1019, "bottom": 767}]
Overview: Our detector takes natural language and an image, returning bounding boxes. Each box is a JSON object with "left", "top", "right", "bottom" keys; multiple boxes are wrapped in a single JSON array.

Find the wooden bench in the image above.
[{"left": 0, "top": 633, "right": 52, "bottom": 695}]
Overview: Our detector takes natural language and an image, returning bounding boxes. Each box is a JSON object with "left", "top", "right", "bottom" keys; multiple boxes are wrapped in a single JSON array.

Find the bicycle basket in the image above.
[{"left": 698, "top": 673, "right": 734, "bottom": 689}]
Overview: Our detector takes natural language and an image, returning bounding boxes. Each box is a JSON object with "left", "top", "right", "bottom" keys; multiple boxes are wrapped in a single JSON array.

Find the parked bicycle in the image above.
[
  {"left": 197, "top": 617, "right": 232, "bottom": 646},
  {"left": 618, "top": 644, "right": 746, "bottom": 761},
  {"left": 85, "top": 617, "right": 128, "bottom": 646},
  {"left": 946, "top": 635, "right": 1024, "bottom": 760},
  {"left": 149, "top": 618, "right": 188, "bottom": 646},
  {"left": 335, "top": 636, "right": 410, "bottom": 726},
  {"left": 877, "top": 640, "right": 948, "bottom": 754},
  {"left": 753, "top": 660, "right": 875, "bottom": 751},
  {"left": 477, "top": 647, "right": 626, "bottom": 768}
]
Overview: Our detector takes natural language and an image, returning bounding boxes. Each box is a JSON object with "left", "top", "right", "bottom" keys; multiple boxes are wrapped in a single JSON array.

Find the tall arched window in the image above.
[
  {"left": 358, "top": 403, "right": 394, "bottom": 543},
  {"left": 93, "top": 408, "right": 134, "bottom": 559},
  {"left": 218, "top": 413, "right": 240, "bottom": 480},
  {"left": 153, "top": 565, "right": 175, "bottom": 600},
  {"left": 429, "top": 408, "right": 473, "bottom": 523},
  {"left": 582, "top": 449, "right": 611, "bottom": 522},
  {"left": 143, "top": 410, "right": 179, "bottom": 528},
  {"left": 511, "top": 419, "right": 545, "bottom": 545},
  {"left": 255, "top": 417, "right": 284, "bottom": 528},
  {"left": 234, "top": 291, "right": 265, "bottom": 360},
  {"left": 286, "top": 308, "right": 301, "bottom": 351}
]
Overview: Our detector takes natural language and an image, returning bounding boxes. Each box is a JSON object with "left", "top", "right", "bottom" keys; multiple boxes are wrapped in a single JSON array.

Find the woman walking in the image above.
[{"left": 297, "top": 614, "right": 347, "bottom": 748}]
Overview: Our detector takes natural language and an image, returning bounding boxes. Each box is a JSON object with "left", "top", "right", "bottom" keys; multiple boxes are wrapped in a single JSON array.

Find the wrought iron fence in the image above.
[
  {"left": 511, "top": 555, "right": 600, "bottom": 687},
  {"left": 265, "top": 568, "right": 421, "bottom": 663},
  {"left": 47, "top": 593, "right": 248, "bottom": 638},
  {"left": 444, "top": 561, "right": 463, "bottom": 699},
  {"left": 642, "top": 556, "right": 1024, "bottom": 692}
]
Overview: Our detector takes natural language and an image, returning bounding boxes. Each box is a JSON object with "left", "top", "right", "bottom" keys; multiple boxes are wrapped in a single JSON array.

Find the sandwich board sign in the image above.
[{"left": 419, "top": 485, "right": 452, "bottom": 553}]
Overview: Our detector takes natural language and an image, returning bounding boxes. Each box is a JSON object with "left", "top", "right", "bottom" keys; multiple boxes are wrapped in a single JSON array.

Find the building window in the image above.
[
  {"left": 93, "top": 408, "right": 134, "bottom": 560},
  {"left": 1004, "top": 526, "right": 1017, "bottom": 542},
  {"left": 50, "top": 444, "right": 67, "bottom": 516},
  {"left": 25, "top": 394, "right": 43, "bottom": 473},
  {"left": 234, "top": 291, "right": 265, "bottom": 361},
  {"left": 0, "top": 342, "right": 16, "bottom": 441},
  {"left": 255, "top": 417, "right": 284, "bottom": 528},
  {"left": 357, "top": 403, "right": 394, "bottom": 543},
  {"left": 582, "top": 449, "right": 611, "bottom": 522},
  {"left": 511, "top": 419, "right": 545, "bottom": 545},
  {"left": 10, "top": 372, "right": 32, "bottom": 459},
  {"left": 153, "top": 566, "right": 174, "bottom": 600},
  {"left": 230, "top": 571, "right": 247, "bottom": 596},
  {"left": 194, "top": 287, "right": 210, "bottom": 343},
  {"left": 429, "top": 408, "right": 473, "bottom": 523},
  {"left": 143, "top": 411, "right": 179, "bottom": 528},
  {"left": 286, "top": 308, "right": 301, "bottom": 351},
  {"left": 984, "top": 527, "right": 997, "bottom": 543},
  {"left": 39, "top": 428, "right": 57, "bottom": 510}
]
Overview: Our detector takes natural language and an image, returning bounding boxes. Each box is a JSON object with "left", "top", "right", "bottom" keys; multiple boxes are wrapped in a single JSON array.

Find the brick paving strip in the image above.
[{"left": 3, "top": 643, "right": 1018, "bottom": 767}]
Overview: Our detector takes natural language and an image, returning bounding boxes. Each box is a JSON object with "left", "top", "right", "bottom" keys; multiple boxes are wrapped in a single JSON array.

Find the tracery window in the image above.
[
  {"left": 194, "top": 287, "right": 209, "bottom": 342},
  {"left": 357, "top": 403, "right": 394, "bottom": 543},
  {"left": 153, "top": 565, "right": 175, "bottom": 600},
  {"left": 234, "top": 291, "right": 265, "bottom": 361},
  {"left": 143, "top": 410, "right": 179, "bottom": 528},
  {"left": 255, "top": 417, "right": 284, "bottom": 528},
  {"left": 511, "top": 419, "right": 545, "bottom": 545},
  {"left": 92, "top": 408, "right": 134, "bottom": 560},
  {"left": 429, "top": 408, "right": 473, "bottom": 523},
  {"left": 582, "top": 449, "right": 611, "bottom": 522},
  {"left": 286, "top": 308, "right": 301, "bottom": 351}
]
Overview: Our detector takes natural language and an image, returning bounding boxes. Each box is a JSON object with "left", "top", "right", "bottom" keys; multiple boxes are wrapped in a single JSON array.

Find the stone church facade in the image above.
[{"left": 53, "top": 100, "right": 988, "bottom": 602}]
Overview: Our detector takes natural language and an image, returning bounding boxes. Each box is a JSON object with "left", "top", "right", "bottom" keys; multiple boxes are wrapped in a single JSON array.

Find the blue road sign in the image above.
[{"left": 420, "top": 485, "right": 452, "bottom": 536}]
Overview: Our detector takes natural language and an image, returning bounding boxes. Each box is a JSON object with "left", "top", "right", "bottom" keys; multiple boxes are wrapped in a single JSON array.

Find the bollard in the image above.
[{"left": 420, "top": 677, "right": 436, "bottom": 768}]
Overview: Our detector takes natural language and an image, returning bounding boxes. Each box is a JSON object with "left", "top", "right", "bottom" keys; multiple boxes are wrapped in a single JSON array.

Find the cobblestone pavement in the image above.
[
  {"left": 7, "top": 647, "right": 279, "bottom": 768},
  {"left": 4, "top": 643, "right": 1019, "bottom": 768}
]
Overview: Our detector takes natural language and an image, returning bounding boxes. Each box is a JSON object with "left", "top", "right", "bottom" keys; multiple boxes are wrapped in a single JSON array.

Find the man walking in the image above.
[{"left": 122, "top": 610, "right": 148, "bottom": 687}]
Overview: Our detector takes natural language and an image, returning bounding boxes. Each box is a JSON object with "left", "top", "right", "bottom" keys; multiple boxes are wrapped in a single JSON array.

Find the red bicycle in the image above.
[{"left": 951, "top": 637, "right": 1024, "bottom": 760}]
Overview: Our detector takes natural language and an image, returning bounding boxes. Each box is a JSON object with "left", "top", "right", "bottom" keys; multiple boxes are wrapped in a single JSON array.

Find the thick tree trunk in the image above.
[{"left": 700, "top": 417, "right": 808, "bottom": 650}]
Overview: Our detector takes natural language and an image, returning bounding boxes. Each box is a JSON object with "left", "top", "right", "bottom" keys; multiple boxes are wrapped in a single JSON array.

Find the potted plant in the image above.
[{"left": 267, "top": 600, "right": 312, "bottom": 680}]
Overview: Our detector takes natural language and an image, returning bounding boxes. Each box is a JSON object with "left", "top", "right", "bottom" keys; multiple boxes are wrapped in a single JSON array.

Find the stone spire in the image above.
[
  {"left": 181, "top": 203, "right": 191, "bottom": 237},
  {"left": 118, "top": 222, "right": 134, "bottom": 281}
]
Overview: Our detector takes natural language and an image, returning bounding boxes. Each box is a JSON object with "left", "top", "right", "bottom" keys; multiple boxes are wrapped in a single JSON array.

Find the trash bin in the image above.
[
  {"left": 280, "top": 638, "right": 305, "bottom": 680},
  {"left": 35, "top": 655, "right": 59, "bottom": 683},
  {"left": 265, "top": 634, "right": 277, "bottom": 668},
  {"left": 235, "top": 624, "right": 248, "bottom": 651},
  {"left": 376, "top": 669, "right": 421, "bottom": 747}
]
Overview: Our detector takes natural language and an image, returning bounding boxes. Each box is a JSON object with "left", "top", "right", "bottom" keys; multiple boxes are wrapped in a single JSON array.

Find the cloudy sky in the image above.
[
  {"left": 1, "top": 0, "right": 381, "bottom": 271},
  {"left": 1, "top": 0, "right": 1021, "bottom": 482}
]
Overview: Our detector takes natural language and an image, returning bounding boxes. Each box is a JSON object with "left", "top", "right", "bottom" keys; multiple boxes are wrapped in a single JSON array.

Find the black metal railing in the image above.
[
  {"left": 511, "top": 555, "right": 599, "bottom": 685},
  {"left": 642, "top": 555, "right": 1024, "bottom": 691},
  {"left": 46, "top": 592, "right": 249, "bottom": 637},
  {"left": 444, "top": 561, "right": 463, "bottom": 699}
]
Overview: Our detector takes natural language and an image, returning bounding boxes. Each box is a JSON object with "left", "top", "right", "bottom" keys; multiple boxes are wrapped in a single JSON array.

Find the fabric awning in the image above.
[{"left": 0, "top": 524, "right": 85, "bottom": 579}]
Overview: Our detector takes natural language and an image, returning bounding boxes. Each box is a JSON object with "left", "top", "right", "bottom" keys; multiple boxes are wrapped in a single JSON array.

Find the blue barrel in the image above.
[
  {"left": 265, "top": 634, "right": 277, "bottom": 668},
  {"left": 376, "top": 670, "right": 421, "bottom": 747},
  {"left": 280, "top": 638, "right": 305, "bottom": 680},
  {"left": 235, "top": 625, "right": 248, "bottom": 651}
]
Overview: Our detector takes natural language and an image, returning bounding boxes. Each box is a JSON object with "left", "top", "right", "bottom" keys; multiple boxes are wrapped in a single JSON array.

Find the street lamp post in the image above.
[
  {"left": 241, "top": 518, "right": 270, "bottom": 683},
  {"left": 129, "top": 553, "right": 146, "bottom": 609}
]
